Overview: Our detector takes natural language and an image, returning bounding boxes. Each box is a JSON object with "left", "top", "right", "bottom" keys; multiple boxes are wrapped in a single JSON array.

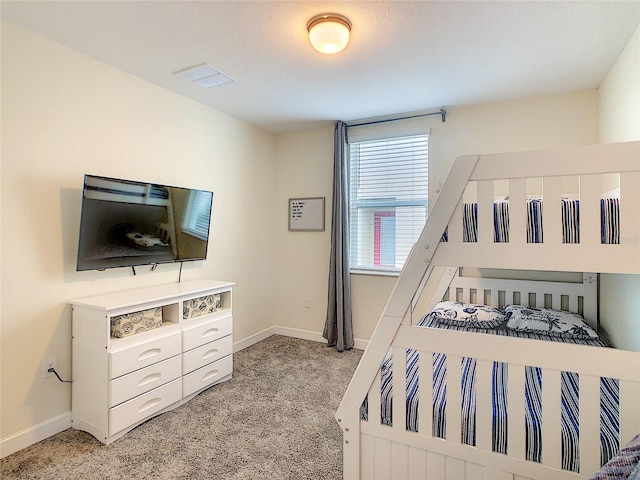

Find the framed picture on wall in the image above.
[{"left": 288, "top": 197, "right": 325, "bottom": 232}]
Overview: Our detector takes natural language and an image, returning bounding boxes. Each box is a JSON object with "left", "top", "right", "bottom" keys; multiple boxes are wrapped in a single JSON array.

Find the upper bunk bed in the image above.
[
  {"left": 425, "top": 141, "right": 638, "bottom": 274},
  {"left": 336, "top": 141, "right": 640, "bottom": 480}
]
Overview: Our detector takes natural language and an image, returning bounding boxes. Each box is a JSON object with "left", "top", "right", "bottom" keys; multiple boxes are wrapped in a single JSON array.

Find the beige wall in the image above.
[
  {"left": 1, "top": 23, "right": 277, "bottom": 441},
  {"left": 598, "top": 23, "right": 640, "bottom": 352},
  {"left": 273, "top": 128, "right": 334, "bottom": 335},
  {"left": 275, "top": 91, "right": 599, "bottom": 341}
]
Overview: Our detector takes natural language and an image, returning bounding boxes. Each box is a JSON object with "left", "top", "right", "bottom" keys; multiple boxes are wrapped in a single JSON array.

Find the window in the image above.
[
  {"left": 182, "top": 190, "right": 213, "bottom": 241},
  {"left": 349, "top": 134, "right": 428, "bottom": 273}
]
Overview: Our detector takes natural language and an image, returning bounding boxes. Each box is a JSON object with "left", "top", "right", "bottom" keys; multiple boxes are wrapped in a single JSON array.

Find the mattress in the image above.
[
  {"left": 441, "top": 197, "right": 620, "bottom": 245},
  {"left": 362, "top": 313, "right": 620, "bottom": 473}
]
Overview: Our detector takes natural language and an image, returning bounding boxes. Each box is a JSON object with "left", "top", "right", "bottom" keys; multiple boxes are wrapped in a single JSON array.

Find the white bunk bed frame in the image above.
[{"left": 336, "top": 141, "right": 640, "bottom": 480}]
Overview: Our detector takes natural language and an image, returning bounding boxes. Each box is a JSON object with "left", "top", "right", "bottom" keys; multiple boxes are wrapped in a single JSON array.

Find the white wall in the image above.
[
  {"left": 598, "top": 24, "right": 640, "bottom": 352},
  {"left": 1, "top": 23, "right": 277, "bottom": 447},
  {"left": 275, "top": 90, "right": 599, "bottom": 341}
]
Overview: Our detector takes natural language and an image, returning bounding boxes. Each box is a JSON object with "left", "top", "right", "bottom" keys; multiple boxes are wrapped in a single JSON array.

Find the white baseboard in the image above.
[
  {"left": 233, "top": 325, "right": 368, "bottom": 352},
  {"left": 273, "top": 326, "right": 327, "bottom": 343},
  {"left": 232, "top": 326, "right": 277, "bottom": 352},
  {"left": 0, "top": 412, "right": 71, "bottom": 458},
  {"left": 3, "top": 328, "right": 366, "bottom": 458},
  {"left": 272, "top": 326, "right": 368, "bottom": 351}
]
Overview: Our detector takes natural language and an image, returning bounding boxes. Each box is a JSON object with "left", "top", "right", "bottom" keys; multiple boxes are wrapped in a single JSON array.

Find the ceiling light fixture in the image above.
[{"left": 307, "top": 13, "right": 351, "bottom": 55}]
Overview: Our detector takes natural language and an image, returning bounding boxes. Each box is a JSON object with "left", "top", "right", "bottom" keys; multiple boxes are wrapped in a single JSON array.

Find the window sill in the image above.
[{"left": 350, "top": 268, "right": 400, "bottom": 278}]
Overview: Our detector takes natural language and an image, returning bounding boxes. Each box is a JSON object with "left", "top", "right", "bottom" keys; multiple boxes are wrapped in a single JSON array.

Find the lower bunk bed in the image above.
[
  {"left": 345, "top": 273, "right": 640, "bottom": 480},
  {"left": 363, "top": 310, "right": 618, "bottom": 473},
  {"left": 336, "top": 141, "right": 640, "bottom": 480}
]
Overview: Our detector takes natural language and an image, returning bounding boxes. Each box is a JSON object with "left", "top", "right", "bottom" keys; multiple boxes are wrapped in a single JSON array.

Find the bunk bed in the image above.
[{"left": 336, "top": 141, "right": 640, "bottom": 480}]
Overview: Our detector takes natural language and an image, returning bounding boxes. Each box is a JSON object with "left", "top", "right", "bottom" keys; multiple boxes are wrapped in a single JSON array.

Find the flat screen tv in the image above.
[{"left": 76, "top": 174, "right": 213, "bottom": 271}]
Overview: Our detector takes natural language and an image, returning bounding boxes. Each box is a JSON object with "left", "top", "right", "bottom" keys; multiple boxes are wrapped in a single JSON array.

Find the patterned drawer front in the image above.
[
  {"left": 109, "top": 332, "right": 181, "bottom": 379},
  {"left": 110, "top": 355, "right": 181, "bottom": 407},
  {"left": 109, "top": 379, "right": 181, "bottom": 436},
  {"left": 182, "top": 335, "right": 233, "bottom": 375},
  {"left": 183, "top": 355, "right": 233, "bottom": 398},
  {"left": 182, "top": 314, "right": 232, "bottom": 352}
]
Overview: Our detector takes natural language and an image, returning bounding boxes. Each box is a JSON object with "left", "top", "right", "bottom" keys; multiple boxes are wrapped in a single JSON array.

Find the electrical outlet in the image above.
[
  {"left": 304, "top": 299, "right": 311, "bottom": 309},
  {"left": 42, "top": 356, "right": 57, "bottom": 379}
]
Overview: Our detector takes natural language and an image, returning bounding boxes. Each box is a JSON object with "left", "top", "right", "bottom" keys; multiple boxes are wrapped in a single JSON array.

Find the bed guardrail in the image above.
[
  {"left": 434, "top": 142, "right": 640, "bottom": 274},
  {"left": 359, "top": 327, "right": 640, "bottom": 479}
]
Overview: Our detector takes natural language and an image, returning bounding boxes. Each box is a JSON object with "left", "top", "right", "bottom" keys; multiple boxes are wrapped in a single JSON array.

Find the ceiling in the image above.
[{"left": 2, "top": 1, "right": 640, "bottom": 134}]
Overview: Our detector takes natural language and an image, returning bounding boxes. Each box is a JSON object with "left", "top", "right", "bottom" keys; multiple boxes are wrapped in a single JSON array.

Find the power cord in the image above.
[{"left": 48, "top": 367, "right": 72, "bottom": 383}]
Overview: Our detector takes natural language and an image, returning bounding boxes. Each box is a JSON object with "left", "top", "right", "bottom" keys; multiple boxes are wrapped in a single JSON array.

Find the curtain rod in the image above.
[{"left": 346, "top": 108, "right": 446, "bottom": 128}]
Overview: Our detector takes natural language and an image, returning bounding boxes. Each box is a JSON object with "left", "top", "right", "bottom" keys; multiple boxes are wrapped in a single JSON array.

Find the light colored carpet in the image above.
[{"left": 1, "top": 335, "right": 363, "bottom": 479}]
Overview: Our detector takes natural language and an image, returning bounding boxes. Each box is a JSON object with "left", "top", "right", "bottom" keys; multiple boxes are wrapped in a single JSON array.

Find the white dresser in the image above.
[{"left": 71, "top": 279, "right": 234, "bottom": 444}]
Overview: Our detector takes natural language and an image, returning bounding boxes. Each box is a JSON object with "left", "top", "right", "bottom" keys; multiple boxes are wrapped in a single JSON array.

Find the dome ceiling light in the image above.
[{"left": 307, "top": 13, "right": 351, "bottom": 55}]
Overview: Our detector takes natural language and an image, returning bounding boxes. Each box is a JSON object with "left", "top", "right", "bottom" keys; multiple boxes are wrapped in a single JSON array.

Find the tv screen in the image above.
[{"left": 76, "top": 175, "right": 213, "bottom": 271}]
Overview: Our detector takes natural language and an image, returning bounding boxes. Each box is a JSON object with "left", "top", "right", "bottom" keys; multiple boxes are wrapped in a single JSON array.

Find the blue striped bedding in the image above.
[
  {"left": 362, "top": 313, "right": 620, "bottom": 473},
  {"left": 441, "top": 197, "right": 620, "bottom": 245}
]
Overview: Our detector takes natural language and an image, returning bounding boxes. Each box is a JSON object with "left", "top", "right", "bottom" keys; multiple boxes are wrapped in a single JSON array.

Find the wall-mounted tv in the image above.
[{"left": 76, "top": 174, "right": 213, "bottom": 272}]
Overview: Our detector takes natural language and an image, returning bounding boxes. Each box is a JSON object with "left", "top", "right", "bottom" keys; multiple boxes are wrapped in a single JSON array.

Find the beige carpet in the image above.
[{"left": 1, "top": 335, "right": 363, "bottom": 479}]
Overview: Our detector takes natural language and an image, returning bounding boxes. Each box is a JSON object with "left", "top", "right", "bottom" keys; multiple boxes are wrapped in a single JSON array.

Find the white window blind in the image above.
[
  {"left": 349, "top": 134, "right": 428, "bottom": 273},
  {"left": 182, "top": 190, "right": 213, "bottom": 241}
]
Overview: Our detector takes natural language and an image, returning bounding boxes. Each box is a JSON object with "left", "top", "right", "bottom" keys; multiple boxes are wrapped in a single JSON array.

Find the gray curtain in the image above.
[{"left": 323, "top": 121, "right": 354, "bottom": 351}]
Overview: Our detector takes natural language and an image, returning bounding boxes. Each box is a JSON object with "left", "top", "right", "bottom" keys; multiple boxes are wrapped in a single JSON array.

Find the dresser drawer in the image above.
[
  {"left": 110, "top": 355, "right": 181, "bottom": 407},
  {"left": 183, "top": 335, "right": 232, "bottom": 375},
  {"left": 109, "top": 379, "right": 181, "bottom": 436},
  {"left": 182, "top": 314, "right": 232, "bottom": 352},
  {"left": 109, "top": 332, "right": 181, "bottom": 379},
  {"left": 183, "top": 355, "right": 233, "bottom": 398}
]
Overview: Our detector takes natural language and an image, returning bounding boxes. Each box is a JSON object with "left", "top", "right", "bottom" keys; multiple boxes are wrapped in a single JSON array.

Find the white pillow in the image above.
[
  {"left": 504, "top": 305, "right": 598, "bottom": 339},
  {"left": 431, "top": 301, "right": 505, "bottom": 329}
]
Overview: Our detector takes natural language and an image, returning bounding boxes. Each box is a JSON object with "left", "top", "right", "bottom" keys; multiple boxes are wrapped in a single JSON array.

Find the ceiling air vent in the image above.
[{"left": 175, "top": 63, "right": 235, "bottom": 88}]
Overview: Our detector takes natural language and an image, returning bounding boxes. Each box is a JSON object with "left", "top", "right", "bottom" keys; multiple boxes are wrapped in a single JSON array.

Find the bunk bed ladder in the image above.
[{"left": 336, "top": 154, "right": 481, "bottom": 480}]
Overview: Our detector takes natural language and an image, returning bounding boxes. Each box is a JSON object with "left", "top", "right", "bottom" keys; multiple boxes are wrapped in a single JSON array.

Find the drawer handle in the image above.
[
  {"left": 138, "top": 348, "right": 161, "bottom": 361},
  {"left": 202, "top": 328, "right": 219, "bottom": 339},
  {"left": 138, "top": 373, "right": 162, "bottom": 387},
  {"left": 202, "top": 369, "right": 219, "bottom": 382},
  {"left": 138, "top": 397, "right": 162, "bottom": 413},
  {"left": 202, "top": 349, "right": 219, "bottom": 360}
]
